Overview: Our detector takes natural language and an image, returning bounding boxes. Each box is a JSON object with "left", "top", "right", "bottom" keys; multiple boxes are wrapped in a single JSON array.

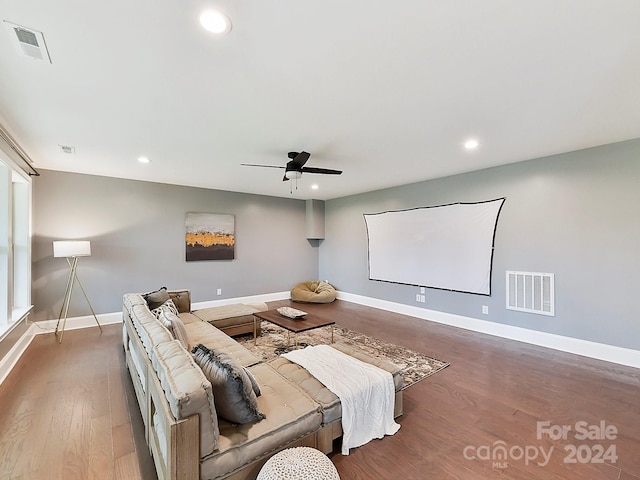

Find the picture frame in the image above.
[{"left": 185, "top": 212, "right": 235, "bottom": 261}]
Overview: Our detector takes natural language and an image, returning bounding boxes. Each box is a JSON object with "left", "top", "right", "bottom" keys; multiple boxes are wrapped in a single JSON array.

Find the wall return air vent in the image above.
[
  {"left": 3, "top": 21, "right": 52, "bottom": 63},
  {"left": 506, "top": 271, "right": 555, "bottom": 316}
]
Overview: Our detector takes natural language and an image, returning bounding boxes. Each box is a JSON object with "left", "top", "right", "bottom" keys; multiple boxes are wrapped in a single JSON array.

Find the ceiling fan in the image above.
[{"left": 241, "top": 151, "right": 342, "bottom": 182}]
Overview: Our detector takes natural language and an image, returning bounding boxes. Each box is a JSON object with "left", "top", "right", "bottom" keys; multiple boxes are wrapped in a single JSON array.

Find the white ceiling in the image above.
[{"left": 1, "top": 1, "right": 639, "bottom": 200}]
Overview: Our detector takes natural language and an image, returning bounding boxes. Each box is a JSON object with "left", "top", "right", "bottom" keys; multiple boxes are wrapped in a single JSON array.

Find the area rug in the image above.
[{"left": 236, "top": 323, "right": 450, "bottom": 390}]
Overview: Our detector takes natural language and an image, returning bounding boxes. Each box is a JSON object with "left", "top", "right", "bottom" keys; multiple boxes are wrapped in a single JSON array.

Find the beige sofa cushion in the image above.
[
  {"left": 123, "top": 292, "right": 147, "bottom": 312},
  {"left": 124, "top": 292, "right": 190, "bottom": 361},
  {"left": 152, "top": 340, "right": 220, "bottom": 459},
  {"left": 268, "top": 343, "right": 403, "bottom": 425},
  {"left": 130, "top": 303, "right": 174, "bottom": 361},
  {"left": 194, "top": 303, "right": 267, "bottom": 321},
  {"left": 268, "top": 356, "right": 341, "bottom": 424},
  {"left": 193, "top": 303, "right": 267, "bottom": 330},
  {"left": 183, "top": 320, "right": 260, "bottom": 368},
  {"left": 200, "top": 362, "right": 322, "bottom": 479},
  {"left": 178, "top": 312, "right": 202, "bottom": 325}
]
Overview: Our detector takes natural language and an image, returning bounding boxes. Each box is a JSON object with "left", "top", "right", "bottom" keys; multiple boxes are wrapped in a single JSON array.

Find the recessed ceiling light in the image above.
[
  {"left": 137, "top": 156, "right": 150, "bottom": 164},
  {"left": 311, "top": 184, "right": 319, "bottom": 190},
  {"left": 464, "top": 139, "right": 480, "bottom": 150},
  {"left": 199, "top": 9, "right": 232, "bottom": 34}
]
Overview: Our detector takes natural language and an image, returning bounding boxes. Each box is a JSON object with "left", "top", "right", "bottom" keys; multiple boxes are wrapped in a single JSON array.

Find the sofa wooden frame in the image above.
[
  {"left": 122, "top": 299, "right": 403, "bottom": 479},
  {"left": 123, "top": 307, "right": 321, "bottom": 480}
]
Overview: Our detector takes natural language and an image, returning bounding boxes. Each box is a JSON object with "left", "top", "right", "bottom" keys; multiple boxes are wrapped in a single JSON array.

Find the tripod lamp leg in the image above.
[{"left": 55, "top": 257, "right": 78, "bottom": 343}]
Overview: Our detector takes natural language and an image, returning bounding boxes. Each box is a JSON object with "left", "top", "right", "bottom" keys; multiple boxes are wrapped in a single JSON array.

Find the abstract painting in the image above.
[{"left": 185, "top": 213, "right": 235, "bottom": 261}]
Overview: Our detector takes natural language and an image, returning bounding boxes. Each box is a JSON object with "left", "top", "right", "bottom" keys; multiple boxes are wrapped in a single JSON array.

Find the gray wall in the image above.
[
  {"left": 320, "top": 139, "right": 640, "bottom": 350},
  {"left": 30, "top": 140, "right": 640, "bottom": 351},
  {"left": 32, "top": 170, "right": 319, "bottom": 321}
]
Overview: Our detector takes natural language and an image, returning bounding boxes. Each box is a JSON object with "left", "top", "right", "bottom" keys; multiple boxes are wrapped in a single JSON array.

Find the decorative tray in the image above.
[{"left": 277, "top": 306, "right": 308, "bottom": 319}]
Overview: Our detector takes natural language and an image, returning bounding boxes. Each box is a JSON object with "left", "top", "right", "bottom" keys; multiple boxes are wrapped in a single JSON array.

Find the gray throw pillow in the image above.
[
  {"left": 191, "top": 344, "right": 265, "bottom": 424},
  {"left": 244, "top": 367, "right": 261, "bottom": 397},
  {"left": 143, "top": 286, "right": 170, "bottom": 310}
]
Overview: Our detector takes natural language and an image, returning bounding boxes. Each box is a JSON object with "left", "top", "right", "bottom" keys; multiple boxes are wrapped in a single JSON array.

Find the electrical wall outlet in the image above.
[
  {"left": 420, "top": 287, "right": 426, "bottom": 294},
  {"left": 482, "top": 305, "right": 489, "bottom": 315},
  {"left": 416, "top": 294, "right": 421, "bottom": 302},
  {"left": 217, "top": 288, "right": 222, "bottom": 296},
  {"left": 420, "top": 294, "right": 426, "bottom": 303}
]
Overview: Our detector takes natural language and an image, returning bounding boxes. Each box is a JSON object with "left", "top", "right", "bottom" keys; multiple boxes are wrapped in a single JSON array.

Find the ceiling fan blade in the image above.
[
  {"left": 241, "top": 163, "right": 285, "bottom": 169},
  {"left": 290, "top": 151, "right": 310, "bottom": 169},
  {"left": 244, "top": 152, "right": 341, "bottom": 186},
  {"left": 301, "top": 167, "right": 342, "bottom": 175}
]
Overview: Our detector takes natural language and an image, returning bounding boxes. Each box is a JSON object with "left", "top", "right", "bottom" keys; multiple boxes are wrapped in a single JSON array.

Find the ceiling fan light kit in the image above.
[
  {"left": 241, "top": 151, "right": 342, "bottom": 193},
  {"left": 285, "top": 170, "right": 302, "bottom": 180}
]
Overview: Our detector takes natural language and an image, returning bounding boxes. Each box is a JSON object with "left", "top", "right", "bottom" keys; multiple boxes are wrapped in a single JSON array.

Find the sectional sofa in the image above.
[{"left": 122, "top": 289, "right": 403, "bottom": 480}]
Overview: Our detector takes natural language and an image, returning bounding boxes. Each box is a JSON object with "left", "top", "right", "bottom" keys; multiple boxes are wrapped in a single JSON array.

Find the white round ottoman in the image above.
[{"left": 257, "top": 447, "right": 340, "bottom": 480}]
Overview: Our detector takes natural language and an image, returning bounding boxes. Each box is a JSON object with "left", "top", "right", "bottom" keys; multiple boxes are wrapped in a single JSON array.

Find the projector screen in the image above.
[{"left": 364, "top": 198, "right": 505, "bottom": 295}]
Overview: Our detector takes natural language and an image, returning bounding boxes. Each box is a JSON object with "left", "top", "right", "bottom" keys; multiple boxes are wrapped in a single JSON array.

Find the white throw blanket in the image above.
[{"left": 282, "top": 345, "right": 400, "bottom": 455}]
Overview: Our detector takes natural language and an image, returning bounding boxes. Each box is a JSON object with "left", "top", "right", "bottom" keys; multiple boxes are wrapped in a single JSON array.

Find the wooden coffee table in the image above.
[{"left": 253, "top": 309, "right": 335, "bottom": 349}]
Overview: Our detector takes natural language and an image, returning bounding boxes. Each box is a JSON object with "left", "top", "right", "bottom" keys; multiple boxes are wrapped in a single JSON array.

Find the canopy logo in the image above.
[
  {"left": 463, "top": 441, "right": 553, "bottom": 468},
  {"left": 463, "top": 420, "right": 618, "bottom": 470}
]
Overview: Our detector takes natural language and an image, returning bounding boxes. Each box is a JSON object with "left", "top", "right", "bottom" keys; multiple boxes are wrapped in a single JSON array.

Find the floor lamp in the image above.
[{"left": 53, "top": 240, "right": 102, "bottom": 343}]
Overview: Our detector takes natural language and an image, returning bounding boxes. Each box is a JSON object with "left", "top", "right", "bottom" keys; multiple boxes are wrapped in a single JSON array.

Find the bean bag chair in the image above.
[{"left": 290, "top": 281, "right": 337, "bottom": 303}]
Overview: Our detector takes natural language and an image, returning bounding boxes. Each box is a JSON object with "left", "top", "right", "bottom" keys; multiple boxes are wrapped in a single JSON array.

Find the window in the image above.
[{"left": 0, "top": 156, "right": 32, "bottom": 337}]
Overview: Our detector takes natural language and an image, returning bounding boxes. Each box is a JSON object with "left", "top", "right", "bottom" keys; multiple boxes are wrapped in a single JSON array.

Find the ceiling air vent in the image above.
[
  {"left": 59, "top": 145, "right": 76, "bottom": 155},
  {"left": 3, "top": 21, "right": 52, "bottom": 63}
]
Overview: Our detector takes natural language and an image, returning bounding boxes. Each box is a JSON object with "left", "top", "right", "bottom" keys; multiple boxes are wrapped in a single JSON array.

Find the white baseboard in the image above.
[
  {"left": 0, "top": 312, "right": 122, "bottom": 385},
  {"left": 337, "top": 291, "right": 640, "bottom": 369},
  {"left": 192, "top": 291, "right": 290, "bottom": 310},
  {"left": 0, "top": 291, "right": 290, "bottom": 384},
  {"left": 4, "top": 289, "right": 637, "bottom": 385},
  {"left": 31, "top": 312, "right": 123, "bottom": 334},
  {"left": 0, "top": 324, "right": 36, "bottom": 385}
]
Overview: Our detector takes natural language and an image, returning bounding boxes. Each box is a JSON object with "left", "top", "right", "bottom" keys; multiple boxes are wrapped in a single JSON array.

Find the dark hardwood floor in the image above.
[
  {"left": 0, "top": 321, "right": 156, "bottom": 480},
  {"left": 1, "top": 299, "right": 638, "bottom": 479}
]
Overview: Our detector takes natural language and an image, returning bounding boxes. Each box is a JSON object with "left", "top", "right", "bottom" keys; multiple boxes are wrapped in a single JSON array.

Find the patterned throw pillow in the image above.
[
  {"left": 151, "top": 299, "right": 179, "bottom": 319},
  {"left": 191, "top": 344, "right": 265, "bottom": 424}
]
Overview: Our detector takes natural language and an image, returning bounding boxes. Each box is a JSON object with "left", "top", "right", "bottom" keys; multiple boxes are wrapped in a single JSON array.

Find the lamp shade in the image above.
[{"left": 53, "top": 240, "right": 91, "bottom": 258}]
